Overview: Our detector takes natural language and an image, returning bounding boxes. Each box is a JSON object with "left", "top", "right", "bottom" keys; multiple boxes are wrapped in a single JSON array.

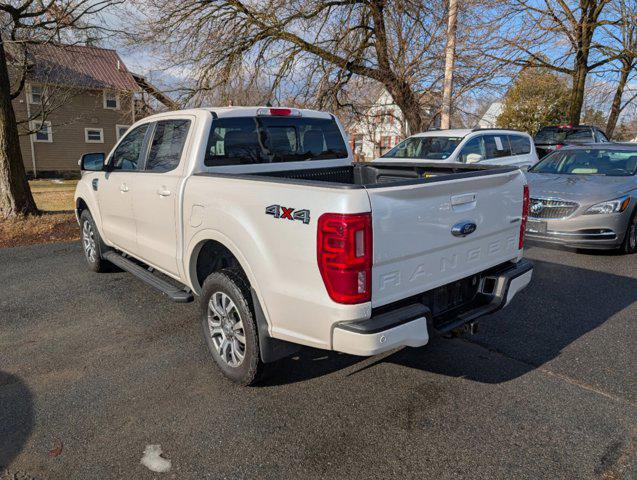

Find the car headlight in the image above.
[{"left": 585, "top": 196, "right": 631, "bottom": 215}]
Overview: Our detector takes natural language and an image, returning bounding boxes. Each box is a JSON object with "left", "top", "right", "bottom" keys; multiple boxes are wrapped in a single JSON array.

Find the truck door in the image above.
[
  {"left": 130, "top": 118, "right": 193, "bottom": 277},
  {"left": 98, "top": 124, "right": 150, "bottom": 253}
]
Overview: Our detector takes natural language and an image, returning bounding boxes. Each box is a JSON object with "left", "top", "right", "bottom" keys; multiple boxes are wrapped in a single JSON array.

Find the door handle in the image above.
[
  {"left": 157, "top": 189, "right": 171, "bottom": 197},
  {"left": 120, "top": 183, "right": 129, "bottom": 193}
]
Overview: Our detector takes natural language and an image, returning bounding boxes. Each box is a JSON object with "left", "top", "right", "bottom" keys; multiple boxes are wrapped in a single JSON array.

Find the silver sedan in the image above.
[{"left": 525, "top": 144, "right": 637, "bottom": 253}]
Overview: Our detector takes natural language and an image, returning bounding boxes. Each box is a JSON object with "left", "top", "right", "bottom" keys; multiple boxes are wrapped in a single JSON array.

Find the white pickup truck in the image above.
[{"left": 75, "top": 107, "right": 533, "bottom": 385}]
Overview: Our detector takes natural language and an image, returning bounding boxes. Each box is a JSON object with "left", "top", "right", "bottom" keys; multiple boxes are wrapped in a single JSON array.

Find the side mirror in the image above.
[
  {"left": 80, "top": 152, "right": 105, "bottom": 171},
  {"left": 466, "top": 153, "right": 483, "bottom": 164}
]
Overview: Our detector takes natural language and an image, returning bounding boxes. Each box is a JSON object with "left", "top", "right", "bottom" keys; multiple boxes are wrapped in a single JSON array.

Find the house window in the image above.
[
  {"left": 103, "top": 91, "right": 119, "bottom": 109},
  {"left": 116, "top": 124, "right": 130, "bottom": 140},
  {"left": 29, "top": 85, "right": 44, "bottom": 104},
  {"left": 32, "top": 121, "right": 52, "bottom": 142},
  {"left": 85, "top": 128, "right": 104, "bottom": 143}
]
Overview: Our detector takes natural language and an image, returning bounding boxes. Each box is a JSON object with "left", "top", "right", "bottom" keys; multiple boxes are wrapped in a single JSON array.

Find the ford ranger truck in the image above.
[{"left": 75, "top": 107, "right": 533, "bottom": 385}]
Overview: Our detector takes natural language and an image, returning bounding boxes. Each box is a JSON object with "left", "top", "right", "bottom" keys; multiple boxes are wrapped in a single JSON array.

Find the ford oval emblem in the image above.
[{"left": 451, "top": 221, "right": 477, "bottom": 237}]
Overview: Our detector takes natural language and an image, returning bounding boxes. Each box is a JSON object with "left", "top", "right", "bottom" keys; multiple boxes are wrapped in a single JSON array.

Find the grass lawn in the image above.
[{"left": 0, "top": 179, "right": 80, "bottom": 248}]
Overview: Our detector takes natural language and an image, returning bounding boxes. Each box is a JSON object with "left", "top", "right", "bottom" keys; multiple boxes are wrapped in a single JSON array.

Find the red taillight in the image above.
[
  {"left": 555, "top": 144, "right": 564, "bottom": 150},
  {"left": 269, "top": 108, "right": 292, "bottom": 116},
  {"left": 520, "top": 184, "right": 530, "bottom": 249},
  {"left": 317, "top": 213, "right": 372, "bottom": 304}
]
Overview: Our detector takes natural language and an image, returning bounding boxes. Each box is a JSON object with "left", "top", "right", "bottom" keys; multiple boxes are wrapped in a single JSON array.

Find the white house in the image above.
[
  {"left": 348, "top": 89, "right": 440, "bottom": 161},
  {"left": 477, "top": 102, "right": 503, "bottom": 128}
]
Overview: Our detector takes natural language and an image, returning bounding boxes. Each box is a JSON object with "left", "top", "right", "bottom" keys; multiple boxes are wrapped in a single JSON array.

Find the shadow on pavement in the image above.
[
  {"left": 262, "top": 258, "right": 637, "bottom": 386},
  {"left": 0, "top": 372, "right": 34, "bottom": 471}
]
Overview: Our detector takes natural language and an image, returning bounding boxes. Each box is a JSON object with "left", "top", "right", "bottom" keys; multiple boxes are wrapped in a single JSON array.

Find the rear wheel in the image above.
[
  {"left": 200, "top": 269, "right": 263, "bottom": 385},
  {"left": 621, "top": 212, "right": 637, "bottom": 254}
]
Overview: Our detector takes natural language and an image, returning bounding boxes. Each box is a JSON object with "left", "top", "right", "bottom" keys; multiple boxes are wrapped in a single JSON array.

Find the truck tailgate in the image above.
[{"left": 367, "top": 170, "right": 525, "bottom": 308}]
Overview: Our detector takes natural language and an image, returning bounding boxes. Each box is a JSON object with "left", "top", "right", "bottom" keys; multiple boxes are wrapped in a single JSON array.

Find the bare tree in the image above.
[
  {"left": 440, "top": 0, "right": 459, "bottom": 129},
  {"left": 131, "top": 0, "right": 456, "bottom": 132},
  {"left": 500, "top": 0, "right": 616, "bottom": 125},
  {"left": 0, "top": 0, "right": 119, "bottom": 219},
  {"left": 601, "top": 0, "right": 637, "bottom": 138}
]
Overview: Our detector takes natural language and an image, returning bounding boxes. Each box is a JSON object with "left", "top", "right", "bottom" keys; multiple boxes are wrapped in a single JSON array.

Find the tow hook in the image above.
[{"left": 449, "top": 321, "right": 479, "bottom": 337}]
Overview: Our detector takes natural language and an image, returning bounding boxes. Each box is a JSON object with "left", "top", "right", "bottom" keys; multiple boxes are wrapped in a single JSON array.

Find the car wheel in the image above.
[
  {"left": 200, "top": 269, "right": 264, "bottom": 386},
  {"left": 80, "top": 210, "right": 110, "bottom": 272},
  {"left": 621, "top": 211, "right": 637, "bottom": 254}
]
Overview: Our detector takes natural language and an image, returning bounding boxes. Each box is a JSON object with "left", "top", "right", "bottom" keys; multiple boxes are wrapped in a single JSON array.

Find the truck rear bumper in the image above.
[{"left": 331, "top": 260, "right": 533, "bottom": 356}]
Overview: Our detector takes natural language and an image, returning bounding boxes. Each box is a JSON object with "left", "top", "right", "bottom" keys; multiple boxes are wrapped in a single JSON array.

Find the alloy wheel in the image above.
[
  {"left": 207, "top": 291, "right": 246, "bottom": 367},
  {"left": 82, "top": 220, "right": 97, "bottom": 263}
]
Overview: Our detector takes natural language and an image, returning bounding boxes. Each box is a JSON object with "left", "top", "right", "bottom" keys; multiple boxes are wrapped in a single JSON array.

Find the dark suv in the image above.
[{"left": 534, "top": 125, "right": 610, "bottom": 158}]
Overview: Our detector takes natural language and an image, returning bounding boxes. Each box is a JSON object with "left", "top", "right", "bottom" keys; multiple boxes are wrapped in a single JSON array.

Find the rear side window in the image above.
[
  {"left": 508, "top": 135, "right": 531, "bottom": 155},
  {"left": 145, "top": 119, "right": 191, "bottom": 172},
  {"left": 483, "top": 134, "right": 512, "bottom": 159},
  {"left": 204, "top": 116, "right": 347, "bottom": 166},
  {"left": 110, "top": 124, "right": 149, "bottom": 171}
]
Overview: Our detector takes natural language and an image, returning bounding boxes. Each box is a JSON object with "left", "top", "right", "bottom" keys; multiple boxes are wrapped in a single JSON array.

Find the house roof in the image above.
[{"left": 17, "top": 43, "right": 139, "bottom": 92}]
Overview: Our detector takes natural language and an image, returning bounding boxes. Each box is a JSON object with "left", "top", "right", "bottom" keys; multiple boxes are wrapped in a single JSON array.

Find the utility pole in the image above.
[{"left": 440, "top": 0, "right": 458, "bottom": 130}]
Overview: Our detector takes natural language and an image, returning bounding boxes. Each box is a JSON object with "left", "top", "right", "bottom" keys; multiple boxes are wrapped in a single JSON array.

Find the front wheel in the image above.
[
  {"left": 620, "top": 212, "right": 637, "bottom": 254},
  {"left": 200, "top": 270, "right": 264, "bottom": 386},
  {"left": 80, "top": 210, "right": 110, "bottom": 272}
]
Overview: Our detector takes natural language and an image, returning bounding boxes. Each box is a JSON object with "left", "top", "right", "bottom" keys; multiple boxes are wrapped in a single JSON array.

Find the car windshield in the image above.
[
  {"left": 381, "top": 136, "right": 463, "bottom": 160},
  {"left": 534, "top": 127, "right": 594, "bottom": 145},
  {"left": 529, "top": 149, "right": 637, "bottom": 176}
]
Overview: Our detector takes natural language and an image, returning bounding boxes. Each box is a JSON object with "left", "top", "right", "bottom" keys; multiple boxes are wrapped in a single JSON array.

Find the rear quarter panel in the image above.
[{"left": 183, "top": 175, "right": 372, "bottom": 349}]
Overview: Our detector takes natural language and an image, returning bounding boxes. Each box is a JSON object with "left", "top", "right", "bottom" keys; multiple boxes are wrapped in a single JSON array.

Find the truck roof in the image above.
[{"left": 204, "top": 106, "right": 334, "bottom": 119}]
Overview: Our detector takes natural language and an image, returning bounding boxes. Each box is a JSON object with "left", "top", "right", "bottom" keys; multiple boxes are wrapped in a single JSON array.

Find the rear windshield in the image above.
[
  {"left": 204, "top": 116, "right": 347, "bottom": 166},
  {"left": 534, "top": 127, "right": 594, "bottom": 145},
  {"left": 529, "top": 149, "right": 637, "bottom": 176},
  {"left": 381, "top": 136, "right": 463, "bottom": 160}
]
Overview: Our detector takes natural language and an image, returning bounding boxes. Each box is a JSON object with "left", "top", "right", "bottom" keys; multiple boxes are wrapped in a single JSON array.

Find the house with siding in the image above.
[
  {"left": 8, "top": 43, "right": 143, "bottom": 177},
  {"left": 348, "top": 89, "right": 441, "bottom": 162}
]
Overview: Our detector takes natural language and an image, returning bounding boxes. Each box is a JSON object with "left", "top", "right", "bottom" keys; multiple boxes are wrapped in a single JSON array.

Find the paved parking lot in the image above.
[{"left": 1, "top": 241, "right": 636, "bottom": 479}]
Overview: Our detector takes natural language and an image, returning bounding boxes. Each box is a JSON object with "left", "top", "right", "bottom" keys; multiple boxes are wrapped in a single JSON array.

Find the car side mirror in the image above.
[
  {"left": 466, "top": 153, "right": 483, "bottom": 164},
  {"left": 80, "top": 153, "right": 105, "bottom": 171}
]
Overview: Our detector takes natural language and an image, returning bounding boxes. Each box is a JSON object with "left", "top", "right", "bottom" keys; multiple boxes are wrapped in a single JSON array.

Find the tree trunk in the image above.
[
  {"left": 440, "top": 0, "right": 459, "bottom": 130},
  {"left": 384, "top": 79, "right": 428, "bottom": 135},
  {"left": 568, "top": 59, "right": 588, "bottom": 126},
  {"left": 606, "top": 59, "right": 631, "bottom": 139},
  {"left": 0, "top": 40, "right": 39, "bottom": 219}
]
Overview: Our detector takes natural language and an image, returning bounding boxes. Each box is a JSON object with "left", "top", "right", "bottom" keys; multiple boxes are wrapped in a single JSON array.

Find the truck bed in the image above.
[{"left": 251, "top": 162, "right": 517, "bottom": 188}]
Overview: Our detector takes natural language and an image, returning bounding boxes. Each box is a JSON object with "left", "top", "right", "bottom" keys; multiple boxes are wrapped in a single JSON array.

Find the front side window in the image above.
[
  {"left": 530, "top": 149, "right": 637, "bottom": 176},
  {"left": 85, "top": 128, "right": 104, "bottom": 143},
  {"left": 32, "top": 121, "right": 52, "bottom": 142},
  {"left": 103, "top": 91, "right": 119, "bottom": 109},
  {"left": 110, "top": 124, "right": 149, "bottom": 171},
  {"left": 145, "top": 119, "right": 191, "bottom": 172},
  {"left": 382, "top": 136, "right": 463, "bottom": 160},
  {"left": 483, "top": 134, "right": 512, "bottom": 159},
  {"left": 204, "top": 116, "right": 347, "bottom": 166},
  {"left": 509, "top": 135, "right": 531, "bottom": 155},
  {"left": 458, "top": 136, "right": 485, "bottom": 163}
]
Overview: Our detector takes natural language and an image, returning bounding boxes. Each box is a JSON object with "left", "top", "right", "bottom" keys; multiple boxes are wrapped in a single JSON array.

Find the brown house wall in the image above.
[{"left": 12, "top": 84, "right": 135, "bottom": 175}]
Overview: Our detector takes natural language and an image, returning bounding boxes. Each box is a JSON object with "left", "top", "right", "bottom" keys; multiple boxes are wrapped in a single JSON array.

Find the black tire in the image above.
[
  {"left": 620, "top": 210, "right": 637, "bottom": 254},
  {"left": 79, "top": 210, "right": 110, "bottom": 272},
  {"left": 200, "top": 269, "right": 264, "bottom": 386}
]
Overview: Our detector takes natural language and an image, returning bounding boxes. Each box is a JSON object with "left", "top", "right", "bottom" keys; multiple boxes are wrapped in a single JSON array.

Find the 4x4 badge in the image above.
[{"left": 266, "top": 205, "right": 311, "bottom": 224}]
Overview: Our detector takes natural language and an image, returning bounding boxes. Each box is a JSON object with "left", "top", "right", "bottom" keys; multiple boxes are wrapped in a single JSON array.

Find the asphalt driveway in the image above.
[{"left": 1, "top": 241, "right": 636, "bottom": 479}]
